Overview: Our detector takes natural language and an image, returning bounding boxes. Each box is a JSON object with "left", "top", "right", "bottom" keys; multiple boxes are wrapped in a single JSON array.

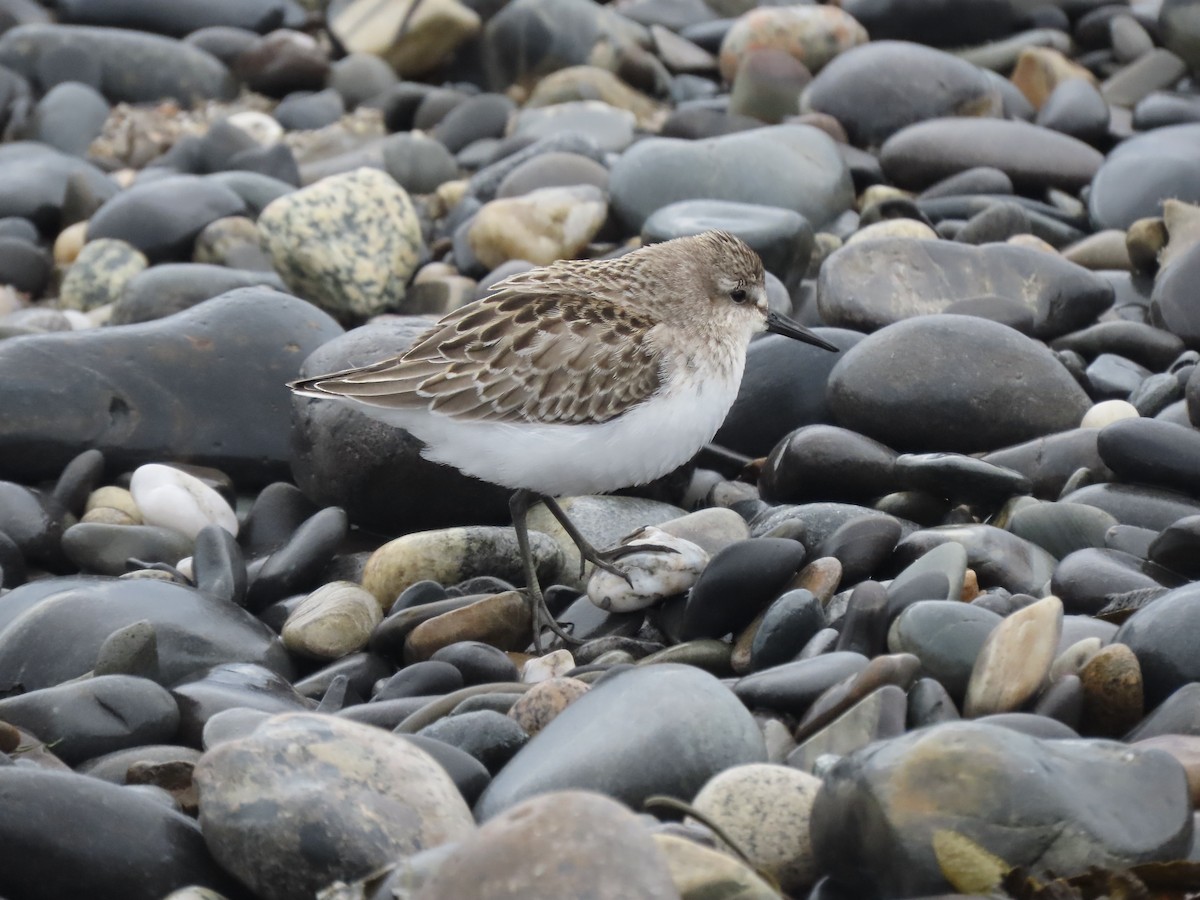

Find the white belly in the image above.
[{"left": 355, "top": 366, "right": 744, "bottom": 496}]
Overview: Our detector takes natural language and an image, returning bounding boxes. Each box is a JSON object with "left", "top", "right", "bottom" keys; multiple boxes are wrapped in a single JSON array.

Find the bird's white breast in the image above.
[{"left": 357, "top": 354, "right": 746, "bottom": 497}]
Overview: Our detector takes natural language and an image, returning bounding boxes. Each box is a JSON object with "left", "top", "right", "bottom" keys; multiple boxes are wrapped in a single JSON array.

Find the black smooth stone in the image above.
[
  {"left": 237, "top": 481, "right": 319, "bottom": 558},
  {"left": 1051, "top": 321, "right": 1185, "bottom": 371},
  {"left": 841, "top": 0, "right": 1015, "bottom": 47},
  {"left": 760, "top": 425, "right": 898, "bottom": 506},
  {"left": 0, "top": 674, "right": 179, "bottom": 765},
  {"left": 0, "top": 290, "right": 342, "bottom": 487},
  {"left": 1116, "top": 583, "right": 1200, "bottom": 707},
  {"left": 171, "top": 662, "right": 312, "bottom": 747},
  {"left": 56, "top": 0, "right": 305, "bottom": 36},
  {"left": 292, "top": 651, "right": 394, "bottom": 702},
  {"left": 906, "top": 676, "right": 960, "bottom": 728},
  {"left": 816, "top": 515, "right": 902, "bottom": 586},
  {"left": 892, "top": 524, "right": 1055, "bottom": 596},
  {"left": 748, "top": 589, "right": 827, "bottom": 672},
  {"left": 1148, "top": 515, "right": 1200, "bottom": 577},
  {"left": 835, "top": 581, "right": 889, "bottom": 657},
  {"left": 274, "top": 88, "right": 345, "bottom": 131},
  {"left": 397, "top": 733, "right": 491, "bottom": 806},
  {"left": 893, "top": 453, "right": 1031, "bottom": 507},
  {"left": 430, "top": 641, "right": 521, "bottom": 685},
  {"left": 1036, "top": 78, "right": 1109, "bottom": 145},
  {"left": 733, "top": 651, "right": 870, "bottom": 716},
  {"left": 244, "top": 506, "right": 348, "bottom": 612},
  {"left": 0, "top": 480, "right": 67, "bottom": 571},
  {"left": 416, "top": 709, "right": 529, "bottom": 774},
  {"left": 374, "top": 660, "right": 464, "bottom": 701},
  {"left": 0, "top": 143, "right": 117, "bottom": 233},
  {"left": 1086, "top": 353, "right": 1151, "bottom": 399},
  {"left": 1126, "top": 682, "right": 1200, "bottom": 739},
  {"left": 192, "top": 525, "right": 246, "bottom": 607},
  {"left": 0, "top": 236, "right": 49, "bottom": 295},
  {"left": 0, "top": 24, "right": 236, "bottom": 105},
  {"left": 0, "top": 767, "right": 242, "bottom": 899},
  {"left": 983, "top": 429, "right": 1109, "bottom": 499},
  {"left": 1097, "top": 417, "right": 1200, "bottom": 497},
  {"left": 680, "top": 538, "right": 807, "bottom": 641},
  {"left": 0, "top": 576, "right": 293, "bottom": 691},
  {"left": 87, "top": 174, "right": 245, "bottom": 262},
  {"left": 715, "top": 329, "right": 863, "bottom": 458}
]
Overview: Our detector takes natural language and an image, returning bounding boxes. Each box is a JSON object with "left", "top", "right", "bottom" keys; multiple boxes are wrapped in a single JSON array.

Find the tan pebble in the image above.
[
  {"left": 1078, "top": 643, "right": 1143, "bottom": 737},
  {"left": 691, "top": 762, "right": 823, "bottom": 893},
  {"left": 1010, "top": 46, "right": 1095, "bottom": 108},
  {"left": 0, "top": 719, "right": 19, "bottom": 753},
  {"left": 654, "top": 832, "right": 780, "bottom": 899},
  {"left": 964, "top": 595, "right": 1062, "bottom": 717},
  {"left": 960, "top": 568, "right": 980, "bottom": 602},
  {"left": 282, "top": 581, "right": 382, "bottom": 660},
  {"left": 846, "top": 219, "right": 937, "bottom": 244},
  {"left": 86, "top": 485, "right": 142, "bottom": 522},
  {"left": 404, "top": 591, "right": 532, "bottom": 662},
  {"left": 508, "top": 676, "right": 589, "bottom": 734},
  {"left": 80, "top": 507, "right": 140, "bottom": 526},
  {"left": 1126, "top": 216, "right": 1168, "bottom": 273},
  {"left": 859, "top": 184, "right": 912, "bottom": 211},
  {"left": 467, "top": 185, "right": 608, "bottom": 269},
  {"left": 1006, "top": 233, "right": 1057, "bottom": 253},
  {"left": 53, "top": 221, "right": 89, "bottom": 265},
  {"left": 1062, "top": 229, "right": 1132, "bottom": 270}
]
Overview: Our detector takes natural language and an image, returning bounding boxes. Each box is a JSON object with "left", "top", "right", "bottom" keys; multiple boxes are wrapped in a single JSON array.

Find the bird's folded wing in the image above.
[{"left": 295, "top": 294, "right": 665, "bottom": 426}]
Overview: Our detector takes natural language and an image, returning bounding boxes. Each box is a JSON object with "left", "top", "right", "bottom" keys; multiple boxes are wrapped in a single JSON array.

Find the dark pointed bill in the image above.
[{"left": 765, "top": 311, "right": 839, "bottom": 352}]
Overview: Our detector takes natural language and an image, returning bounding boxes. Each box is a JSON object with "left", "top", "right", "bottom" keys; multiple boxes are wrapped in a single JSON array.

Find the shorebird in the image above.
[{"left": 290, "top": 230, "right": 838, "bottom": 650}]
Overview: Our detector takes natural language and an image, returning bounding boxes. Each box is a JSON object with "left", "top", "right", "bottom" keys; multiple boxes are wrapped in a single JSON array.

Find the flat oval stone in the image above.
[
  {"left": 474, "top": 664, "right": 766, "bottom": 819},
  {"left": 964, "top": 595, "right": 1063, "bottom": 717},
  {"left": 1008, "top": 501, "right": 1118, "bottom": 560},
  {"left": 1116, "top": 583, "right": 1200, "bottom": 707},
  {"left": 415, "top": 791, "right": 678, "bottom": 899},
  {"left": 282, "top": 581, "right": 382, "bottom": 660},
  {"left": 828, "top": 314, "right": 1092, "bottom": 453},
  {"left": 0, "top": 674, "right": 179, "bottom": 765},
  {"left": 715, "top": 328, "right": 861, "bottom": 457},
  {"left": 196, "top": 711, "right": 474, "bottom": 898},
  {"left": 0, "top": 767, "right": 242, "bottom": 898},
  {"left": 62, "top": 522, "right": 195, "bottom": 576},
  {"left": 0, "top": 142, "right": 117, "bottom": 232},
  {"left": 841, "top": 0, "right": 1016, "bottom": 48},
  {"left": 0, "top": 576, "right": 293, "bottom": 691},
  {"left": 1088, "top": 124, "right": 1200, "bottom": 230},
  {"left": 110, "top": 263, "right": 286, "bottom": 325},
  {"left": 880, "top": 117, "right": 1104, "bottom": 192},
  {"left": 173, "top": 662, "right": 313, "bottom": 746},
  {"left": 416, "top": 709, "right": 529, "bottom": 773},
  {"left": 760, "top": 424, "right": 898, "bottom": 505},
  {"left": 0, "top": 24, "right": 236, "bottom": 105},
  {"left": 889, "top": 600, "right": 1001, "bottom": 703},
  {"left": 817, "top": 238, "right": 1113, "bottom": 340},
  {"left": 803, "top": 40, "right": 1001, "bottom": 148},
  {"left": 0, "top": 289, "right": 341, "bottom": 486},
  {"left": 642, "top": 199, "right": 813, "bottom": 288},
  {"left": 748, "top": 588, "right": 827, "bottom": 672},
  {"left": 680, "top": 538, "right": 806, "bottom": 640},
  {"left": 787, "top": 682, "right": 909, "bottom": 772},
  {"left": 361, "top": 526, "right": 561, "bottom": 611},
  {"left": 733, "top": 651, "right": 869, "bottom": 715},
  {"left": 609, "top": 124, "right": 853, "bottom": 231},
  {"left": 810, "top": 720, "right": 1192, "bottom": 896},
  {"left": 87, "top": 175, "right": 245, "bottom": 263},
  {"left": 1062, "top": 482, "right": 1200, "bottom": 530}
]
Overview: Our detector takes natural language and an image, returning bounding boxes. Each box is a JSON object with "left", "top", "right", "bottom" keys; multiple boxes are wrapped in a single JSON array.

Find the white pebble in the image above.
[
  {"left": 226, "top": 110, "right": 284, "bottom": 146},
  {"left": 1080, "top": 399, "right": 1138, "bottom": 428},
  {"left": 522, "top": 648, "right": 575, "bottom": 683},
  {"left": 586, "top": 526, "right": 710, "bottom": 613},
  {"left": 129, "top": 463, "right": 238, "bottom": 540}
]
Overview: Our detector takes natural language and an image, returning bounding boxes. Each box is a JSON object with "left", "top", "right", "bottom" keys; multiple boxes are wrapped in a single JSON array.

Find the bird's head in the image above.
[{"left": 688, "top": 230, "right": 839, "bottom": 352}]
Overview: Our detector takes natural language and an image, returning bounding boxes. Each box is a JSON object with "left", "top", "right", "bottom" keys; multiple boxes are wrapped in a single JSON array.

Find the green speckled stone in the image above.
[
  {"left": 259, "top": 167, "right": 423, "bottom": 320},
  {"left": 59, "top": 238, "right": 148, "bottom": 311}
]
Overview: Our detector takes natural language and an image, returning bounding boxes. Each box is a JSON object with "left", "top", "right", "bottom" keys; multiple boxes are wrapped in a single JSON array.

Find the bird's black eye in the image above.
[{"left": 730, "top": 288, "right": 747, "bottom": 304}]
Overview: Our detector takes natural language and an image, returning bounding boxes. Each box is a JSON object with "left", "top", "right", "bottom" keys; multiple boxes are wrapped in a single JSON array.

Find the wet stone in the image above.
[
  {"left": 195, "top": 711, "right": 474, "bottom": 900},
  {"left": 810, "top": 721, "right": 1192, "bottom": 896}
]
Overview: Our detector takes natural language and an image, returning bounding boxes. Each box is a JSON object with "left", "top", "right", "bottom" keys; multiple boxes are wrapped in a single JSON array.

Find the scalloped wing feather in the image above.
[{"left": 296, "top": 294, "right": 666, "bottom": 425}]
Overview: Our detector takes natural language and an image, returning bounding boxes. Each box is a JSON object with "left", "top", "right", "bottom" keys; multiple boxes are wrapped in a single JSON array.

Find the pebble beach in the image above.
[{"left": 3, "top": 0, "right": 1200, "bottom": 897}]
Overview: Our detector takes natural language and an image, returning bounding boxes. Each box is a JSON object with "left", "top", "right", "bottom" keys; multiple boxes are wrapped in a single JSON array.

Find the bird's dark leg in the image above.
[
  {"left": 510, "top": 489, "right": 580, "bottom": 652},
  {"left": 536, "top": 495, "right": 676, "bottom": 581}
]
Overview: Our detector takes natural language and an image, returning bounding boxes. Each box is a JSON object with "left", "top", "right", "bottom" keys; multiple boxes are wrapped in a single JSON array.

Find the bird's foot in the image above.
[
  {"left": 526, "top": 587, "right": 582, "bottom": 653},
  {"left": 581, "top": 541, "right": 680, "bottom": 585}
]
